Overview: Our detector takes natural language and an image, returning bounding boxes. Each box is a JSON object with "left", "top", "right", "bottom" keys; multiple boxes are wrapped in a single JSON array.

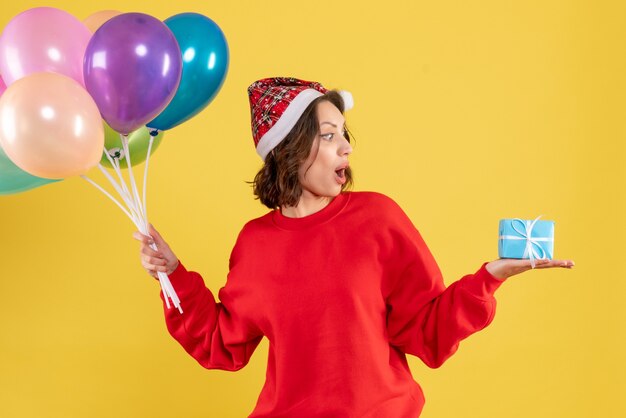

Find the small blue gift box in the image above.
[{"left": 498, "top": 217, "right": 554, "bottom": 266}]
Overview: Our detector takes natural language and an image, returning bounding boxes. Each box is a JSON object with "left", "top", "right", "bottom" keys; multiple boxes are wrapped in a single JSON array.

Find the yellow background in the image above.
[{"left": 1, "top": 1, "right": 624, "bottom": 417}]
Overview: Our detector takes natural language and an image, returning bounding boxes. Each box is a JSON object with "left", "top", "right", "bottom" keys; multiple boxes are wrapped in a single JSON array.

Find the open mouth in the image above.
[{"left": 335, "top": 168, "right": 346, "bottom": 184}]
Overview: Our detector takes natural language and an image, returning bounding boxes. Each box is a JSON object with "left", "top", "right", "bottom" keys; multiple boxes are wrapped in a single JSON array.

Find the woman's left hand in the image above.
[{"left": 486, "top": 258, "right": 575, "bottom": 280}]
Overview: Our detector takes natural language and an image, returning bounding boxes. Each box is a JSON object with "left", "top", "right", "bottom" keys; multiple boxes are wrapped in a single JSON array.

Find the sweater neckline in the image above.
[{"left": 272, "top": 192, "right": 351, "bottom": 230}]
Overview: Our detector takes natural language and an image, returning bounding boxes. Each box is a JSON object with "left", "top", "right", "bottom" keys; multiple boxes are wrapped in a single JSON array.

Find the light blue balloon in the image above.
[
  {"left": 0, "top": 146, "right": 60, "bottom": 195},
  {"left": 148, "top": 13, "right": 229, "bottom": 131}
]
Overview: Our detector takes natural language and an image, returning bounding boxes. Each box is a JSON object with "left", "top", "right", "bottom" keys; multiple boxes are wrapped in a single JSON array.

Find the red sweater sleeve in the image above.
[
  {"left": 382, "top": 199, "right": 504, "bottom": 369},
  {"left": 161, "top": 261, "right": 263, "bottom": 371}
]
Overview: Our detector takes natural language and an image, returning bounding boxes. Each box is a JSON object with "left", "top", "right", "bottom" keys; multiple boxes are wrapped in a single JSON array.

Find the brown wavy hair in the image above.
[{"left": 249, "top": 90, "right": 354, "bottom": 209}]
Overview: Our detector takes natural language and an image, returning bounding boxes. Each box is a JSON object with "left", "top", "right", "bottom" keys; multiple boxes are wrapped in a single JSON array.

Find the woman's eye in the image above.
[{"left": 321, "top": 133, "right": 334, "bottom": 141}]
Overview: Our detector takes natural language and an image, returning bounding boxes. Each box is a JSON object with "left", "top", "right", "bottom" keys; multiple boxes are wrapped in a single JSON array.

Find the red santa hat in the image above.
[{"left": 247, "top": 77, "right": 354, "bottom": 161}]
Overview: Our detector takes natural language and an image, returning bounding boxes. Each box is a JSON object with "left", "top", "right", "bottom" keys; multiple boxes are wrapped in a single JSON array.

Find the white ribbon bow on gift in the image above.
[{"left": 499, "top": 215, "right": 554, "bottom": 268}]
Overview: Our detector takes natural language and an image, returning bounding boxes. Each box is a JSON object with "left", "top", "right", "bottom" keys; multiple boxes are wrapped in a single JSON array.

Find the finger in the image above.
[
  {"left": 133, "top": 231, "right": 154, "bottom": 245},
  {"left": 141, "top": 261, "right": 167, "bottom": 276},
  {"left": 142, "top": 260, "right": 168, "bottom": 273},
  {"left": 518, "top": 259, "right": 551, "bottom": 268},
  {"left": 504, "top": 258, "right": 548, "bottom": 268},
  {"left": 513, "top": 259, "right": 551, "bottom": 274},
  {"left": 533, "top": 260, "right": 575, "bottom": 269},
  {"left": 141, "top": 246, "right": 163, "bottom": 259},
  {"left": 149, "top": 224, "right": 165, "bottom": 243},
  {"left": 142, "top": 254, "right": 167, "bottom": 266}
]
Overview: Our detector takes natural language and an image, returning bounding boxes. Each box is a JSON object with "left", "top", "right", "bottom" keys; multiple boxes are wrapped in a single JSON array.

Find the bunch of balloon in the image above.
[
  {"left": 80, "top": 10, "right": 229, "bottom": 313},
  {"left": 0, "top": 7, "right": 230, "bottom": 314},
  {"left": 0, "top": 7, "right": 103, "bottom": 194}
]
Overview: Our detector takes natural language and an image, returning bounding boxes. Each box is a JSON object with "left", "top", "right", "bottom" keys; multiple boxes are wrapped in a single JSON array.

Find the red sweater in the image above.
[{"left": 162, "top": 191, "right": 504, "bottom": 417}]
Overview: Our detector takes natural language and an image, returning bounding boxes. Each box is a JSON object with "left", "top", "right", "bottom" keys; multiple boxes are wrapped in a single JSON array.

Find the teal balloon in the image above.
[
  {"left": 148, "top": 13, "right": 228, "bottom": 131},
  {"left": 0, "top": 146, "right": 60, "bottom": 195}
]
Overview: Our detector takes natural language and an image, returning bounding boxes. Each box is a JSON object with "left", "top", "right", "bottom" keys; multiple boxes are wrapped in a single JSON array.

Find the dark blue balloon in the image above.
[{"left": 148, "top": 13, "right": 229, "bottom": 131}]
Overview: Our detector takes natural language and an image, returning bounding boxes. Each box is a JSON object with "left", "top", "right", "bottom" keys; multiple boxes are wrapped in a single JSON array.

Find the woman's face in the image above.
[{"left": 298, "top": 100, "right": 353, "bottom": 199}]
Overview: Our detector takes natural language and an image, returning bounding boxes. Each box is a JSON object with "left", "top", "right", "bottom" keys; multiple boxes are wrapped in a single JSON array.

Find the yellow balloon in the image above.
[
  {"left": 83, "top": 10, "right": 122, "bottom": 33},
  {"left": 0, "top": 72, "right": 104, "bottom": 179}
]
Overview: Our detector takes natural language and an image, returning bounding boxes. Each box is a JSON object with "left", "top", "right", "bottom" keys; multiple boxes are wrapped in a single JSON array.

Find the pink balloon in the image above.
[
  {"left": 0, "top": 72, "right": 104, "bottom": 179},
  {"left": 0, "top": 76, "right": 5, "bottom": 95},
  {"left": 0, "top": 7, "right": 91, "bottom": 86}
]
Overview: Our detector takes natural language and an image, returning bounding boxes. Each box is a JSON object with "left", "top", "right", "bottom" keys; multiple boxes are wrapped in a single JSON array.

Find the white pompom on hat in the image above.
[{"left": 247, "top": 77, "right": 354, "bottom": 161}]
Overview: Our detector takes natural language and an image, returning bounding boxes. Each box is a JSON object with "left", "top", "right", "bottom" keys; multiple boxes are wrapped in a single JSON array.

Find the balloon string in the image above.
[
  {"left": 156, "top": 267, "right": 171, "bottom": 310},
  {"left": 122, "top": 133, "right": 182, "bottom": 313},
  {"left": 97, "top": 163, "right": 142, "bottom": 227},
  {"left": 139, "top": 133, "right": 181, "bottom": 313},
  {"left": 142, "top": 136, "right": 155, "bottom": 221},
  {"left": 102, "top": 149, "right": 143, "bottom": 224},
  {"left": 96, "top": 163, "right": 138, "bottom": 221},
  {"left": 110, "top": 157, "right": 144, "bottom": 227},
  {"left": 103, "top": 147, "right": 138, "bottom": 219},
  {"left": 85, "top": 138, "right": 182, "bottom": 314},
  {"left": 157, "top": 270, "right": 183, "bottom": 313},
  {"left": 120, "top": 134, "right": 146, "bottom": 230},
  {"left": 80, "top": 174, "right": 137, "bottom": 226}
]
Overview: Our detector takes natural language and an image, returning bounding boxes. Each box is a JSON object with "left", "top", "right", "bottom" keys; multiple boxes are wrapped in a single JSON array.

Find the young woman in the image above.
[{"left": 134, "top": 77, "right": 574, "bottom": 417}]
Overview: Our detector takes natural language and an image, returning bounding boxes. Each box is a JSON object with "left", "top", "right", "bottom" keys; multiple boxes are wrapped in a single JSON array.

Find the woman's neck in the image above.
[{"left": 280, "top": 192, "right": 333, "bottom": 218}]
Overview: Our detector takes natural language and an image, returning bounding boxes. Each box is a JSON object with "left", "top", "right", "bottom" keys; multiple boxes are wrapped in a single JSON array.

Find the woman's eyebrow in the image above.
[{"left": 320, "top": 121, "right": 346, "bottom": 127}]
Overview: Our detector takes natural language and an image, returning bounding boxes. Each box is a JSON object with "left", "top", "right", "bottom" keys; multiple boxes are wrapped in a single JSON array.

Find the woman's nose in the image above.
[{"left": 340, "top": 136, "right": 353, "bottom": 156}]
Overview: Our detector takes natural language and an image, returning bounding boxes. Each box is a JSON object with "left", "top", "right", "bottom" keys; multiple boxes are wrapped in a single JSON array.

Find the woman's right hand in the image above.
[{"left": 133, "top": 224, "right": 179, "bottom": 278}]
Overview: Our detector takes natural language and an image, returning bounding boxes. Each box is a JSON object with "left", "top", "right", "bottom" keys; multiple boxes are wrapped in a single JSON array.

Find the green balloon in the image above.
[
  {"left": 100, "top": 123, "right": 164, "bottom": 169},
  {"left": 0, "top": 146, "right": 60, "bottom": 195}
]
